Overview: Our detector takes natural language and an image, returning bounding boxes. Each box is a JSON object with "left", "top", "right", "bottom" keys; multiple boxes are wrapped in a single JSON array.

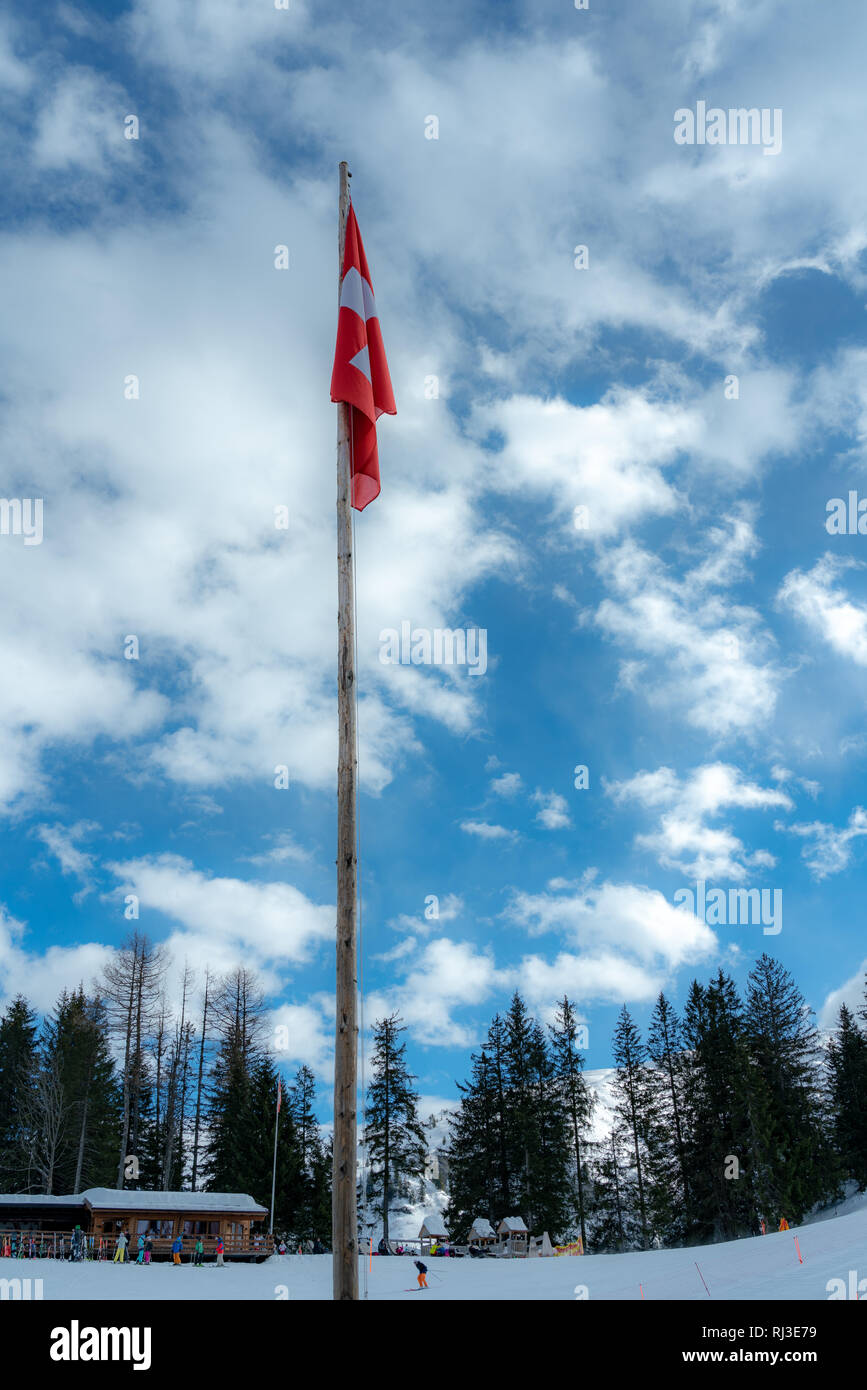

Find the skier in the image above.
[
  {"left": 215, "top": 1235, "right": 225, "bottom": 1268},
  {"left": 71, "top": 1225, "right": 84, "bottom": 1263},
  {"left": 414, "top": 1259, "right": 428, "bottom": 1290},
  {"left": 136, "top": 1234, "right": 145, "bottom": 1265},
  {"left": 194, "top": 1237, "right": 204, "bottom": 1267},
  {"left": 113, "top": 1230, "right": 128, "bottom": 1264},
  {"left": 171, "top": 1234, "right": 183, "bottom": 1266},
  {"left": 278, "top": 1239, "right": 286, "bottom": 1256},
  {"left": 144, "top": 1234, "right": 153, "bottom": 1265}
]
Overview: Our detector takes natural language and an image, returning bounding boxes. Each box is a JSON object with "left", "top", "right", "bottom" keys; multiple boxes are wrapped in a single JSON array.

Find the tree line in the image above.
[
  {"left": 441, "top": 954, "right": 867, "bottom": 1249},
  {"left": 4, "top": 939, "right": 866, "bottom": 1255},
  {"left": 0, "top": 932, "right": 330, "bottom": 1242}
]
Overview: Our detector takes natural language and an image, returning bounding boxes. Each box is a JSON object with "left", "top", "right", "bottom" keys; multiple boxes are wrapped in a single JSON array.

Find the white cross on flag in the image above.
[{"left": 330, "top": 205, "right": 396, "bottom": 509}]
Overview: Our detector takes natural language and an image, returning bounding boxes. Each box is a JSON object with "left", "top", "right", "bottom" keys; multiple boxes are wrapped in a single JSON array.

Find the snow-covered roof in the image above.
[
  {"left": 80, "top": 1190, "right": 267, "bottom": 1215},
  {"left": 0, "top": 1194, "right": 86, "bottom": 1207},
  {"left": 498, "top": 1216, "right": 528, "bottom": 1233},
  {"left": 469, "top": 1218, "right": 495, "bottom": 1237},
  {"left": 418, "top": 1220, "right": 448, "bottom": 1238}
]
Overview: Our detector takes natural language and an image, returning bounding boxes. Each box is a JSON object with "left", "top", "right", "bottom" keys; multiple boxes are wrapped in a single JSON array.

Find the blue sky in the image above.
[{"left": 1, "top": 0, "right": 867, "bottom": 1125}]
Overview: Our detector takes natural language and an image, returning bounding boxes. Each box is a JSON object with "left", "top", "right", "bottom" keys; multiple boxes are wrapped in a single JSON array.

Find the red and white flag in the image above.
[
  {"left": 276, "top": 1077, "right": 282, "bottom": 1113},
  {"left": 330, "top": 205, "right": 396, "bottom": 510}
]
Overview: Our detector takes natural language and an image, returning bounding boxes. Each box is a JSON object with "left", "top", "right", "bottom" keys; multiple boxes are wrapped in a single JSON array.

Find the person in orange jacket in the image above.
[{"left": 414, "top": 1259, "right": 428, "bottom": 1289}]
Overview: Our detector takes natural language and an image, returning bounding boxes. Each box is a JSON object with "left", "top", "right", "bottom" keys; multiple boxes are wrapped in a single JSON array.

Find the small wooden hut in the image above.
[{"left": 497, "top": 1215, "right": 529, "bottom": 1255}]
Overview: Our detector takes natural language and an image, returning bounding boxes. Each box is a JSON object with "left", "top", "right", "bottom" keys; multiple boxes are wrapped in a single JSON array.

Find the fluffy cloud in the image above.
[
  {"left": 779, "top": 556, "right": 867, "bottom": 666},
  {"left": 0, "top": 906, "right": 114, "bottom": 1015},
  {"left": 780, "top": 807, "right": 867, "bottom": 879},
  {"left": 818, "top": 960, "right": 867, "bottom": 1031},
  {"left": 505, "top": 877, "right": 718, "bottom": 979},
  {"left": 106, "top": 854, "right": 333, "bottom": 970},
  {"left": 366, "top": 937, "right": 506, "bottom": 1048},
  {"left": 607, "top": 762, "right": 792, "bottom": 880},
  {"left": 595, "top": 513, "right": 781, "bottom": 737},
  {"left": 459, "top": 820, "right": 518, "bottom": 842},
  {"left": 531, "top": 790, "right": 571, "bottom": 830}
]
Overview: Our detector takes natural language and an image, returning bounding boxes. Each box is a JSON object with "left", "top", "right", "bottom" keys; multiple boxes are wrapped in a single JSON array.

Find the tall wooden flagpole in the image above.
[{"left": 333, "top": 158, "right": 359, "bottom": 1302}]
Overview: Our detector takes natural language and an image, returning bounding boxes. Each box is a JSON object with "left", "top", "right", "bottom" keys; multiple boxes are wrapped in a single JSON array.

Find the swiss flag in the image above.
[{"left": 330, "top": 205, "right": 396, "bottom": 510}]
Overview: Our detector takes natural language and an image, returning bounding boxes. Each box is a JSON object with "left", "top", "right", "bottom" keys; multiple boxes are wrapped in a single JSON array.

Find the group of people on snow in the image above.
[{"left": 107, "top": 1230, "right": 227, "bottom": 1266}]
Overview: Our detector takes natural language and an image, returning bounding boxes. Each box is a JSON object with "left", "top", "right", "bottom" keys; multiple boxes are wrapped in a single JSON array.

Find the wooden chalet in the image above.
[{"left": 0, "top": 1189, "right": 271, "bottom": 1261}]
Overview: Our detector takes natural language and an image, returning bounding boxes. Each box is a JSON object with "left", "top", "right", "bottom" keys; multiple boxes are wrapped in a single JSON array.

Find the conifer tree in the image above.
[
  {"left": 363, "top": 1014, "right": 427, "bottom": 1243},
  {"left": 645, "top": 993, "right": 689, "bottom": 1245},
  {"left": 42, "top": 988, "right": 119, "bottom": 1193},
  {"left": 0, "top": 995, "right": 38, "bottom": 1189},
  {"left": 445, "top": 1046, "right": 502, "bottom": 1241},
  {"left": 745, "top": 953, "right": 835, "bottom": 1222},
  {"left": 826, "top": 1003, "right": 867, "bottom": 1188},
  {"left": 611, "top": 1005, "right": 652, "bottom": 1247},
  {"left": 588, "top": 1127, "right": 633, "bottom": 1251},
  {"left": 549, "top": 995, "right": 594, "bottom": 1250},
  {"left": 290, "top": 1064, "right": 326, "bottom": 1239},
  {"left": 681, "top": 972, "right": 756, "bottom": 1240}
]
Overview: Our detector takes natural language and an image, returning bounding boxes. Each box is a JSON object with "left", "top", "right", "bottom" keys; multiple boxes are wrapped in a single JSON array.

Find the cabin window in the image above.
[{"left": 183, "top": 1220, "right": 220, "bottom": 1236}]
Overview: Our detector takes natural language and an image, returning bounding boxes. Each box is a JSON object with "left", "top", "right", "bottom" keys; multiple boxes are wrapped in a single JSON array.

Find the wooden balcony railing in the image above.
[{"left": 0, "top": 1230, "right": 274, "bottom": 1260}]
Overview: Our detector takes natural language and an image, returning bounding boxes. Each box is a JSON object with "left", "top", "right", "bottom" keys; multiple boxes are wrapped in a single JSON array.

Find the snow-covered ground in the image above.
[{"left": 9, "top": 1193, "right": 866, "bottom": 1300}]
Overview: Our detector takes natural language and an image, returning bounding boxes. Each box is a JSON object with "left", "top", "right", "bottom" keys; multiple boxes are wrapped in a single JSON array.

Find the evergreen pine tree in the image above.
[
  {"left": 445, "top": 1046, "right": 502, "bottom": 1241},
  {"left": 826, "top": 1003, "right": 867, "bottom": 1188},
  {"left": 681, "top": 971, "right": 756, "bottom": 1241},
  {"left": 745, "top": 953, "right": 835, "bottom": 1223},
  {"left": 363, "top": 1014, "right": 427, "bottom": 1243},
  {"left": 42, "top": 988, "right": 120, "bottom": 1193},
  {"left": 611, "top": 1005, "right": 653, "bottom": 1247},
  {"left": 645, "top": 992, "right": 689, "bottom": 1245},
  {"left": 549, "top": 995, "right": 594, "bottom": 1250},
  {"left": 0, "top": 995, "right": 38, "bottom": 1189}
]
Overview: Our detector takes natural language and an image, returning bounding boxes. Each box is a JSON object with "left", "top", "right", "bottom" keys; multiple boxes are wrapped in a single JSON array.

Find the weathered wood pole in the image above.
[{"left": 333, "top": 158, "right": 359, "bottom": 1301}]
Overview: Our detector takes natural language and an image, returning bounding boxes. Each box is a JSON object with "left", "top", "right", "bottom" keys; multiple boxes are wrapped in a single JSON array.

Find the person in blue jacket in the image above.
[{"left": 172, "top": 1234, "right": 183, "bottom": 1266}]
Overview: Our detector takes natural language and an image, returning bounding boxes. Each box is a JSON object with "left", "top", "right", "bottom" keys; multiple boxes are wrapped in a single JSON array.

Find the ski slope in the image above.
[{"left": 8, "top": 1195, "right": 866, "bottom": 1300}]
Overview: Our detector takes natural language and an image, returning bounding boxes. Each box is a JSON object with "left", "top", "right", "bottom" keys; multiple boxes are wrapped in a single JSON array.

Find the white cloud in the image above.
[
  {"left": 106, "top": 854, "right": 333, "bottom": 967},
  {"left": 779, "top": 555, "right": 867, "bottom": 666},
  {"left": 367, "top": 937, "right": 506, "bottom": 1048},
  {"left": 531, "top": 789, "right": 571, "bottom": 830},
  {"left": 270, "top": 998, "right": 333, "bottom": 1079},
  {"left": 388, "top": 893, "right": 463, "bottom": 939},
  {"left": 459, "top": 820, "right": 518, "bottom": 842},
  {"left": 818, "top": 960, "right": 867, "bottom": 1031},
  {"left": 780, "top": 807, "right": 867, "bottom": 880},
  {"left": 607, "top": 762, "right": 792, "bottom": 880},
  {"left": 490, "top": 772, "right": 522, "bottom": 798},
  {"left": 595, "top": 513, "right": 781, "bottom": 737},
  {"left": 505, "top": 877, "right": 718, "bottom": 975},
  {"left": 0, "top": 906, "right": 114, "bottom": 1015},
  {"left": 32, "top": 68, "right": 133, "bottom": 173}
]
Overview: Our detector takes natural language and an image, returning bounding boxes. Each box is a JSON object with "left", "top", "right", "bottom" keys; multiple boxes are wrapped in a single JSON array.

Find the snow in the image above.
[
  {"left": 498, "top": 1216, "right": 528, "bottom": 1233},
  {"left": 78, "top": 1190, "right": 267, "bottom": 1214},
  {"left": 14, "top": 1192, "right": 867, "bottom": 1299},
  {"left": 0, "top": 1194, "right": 85, "bottom": 1206},
  {"left": 469, "top": 1218, "right": 495, "bottom": 1239}
]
